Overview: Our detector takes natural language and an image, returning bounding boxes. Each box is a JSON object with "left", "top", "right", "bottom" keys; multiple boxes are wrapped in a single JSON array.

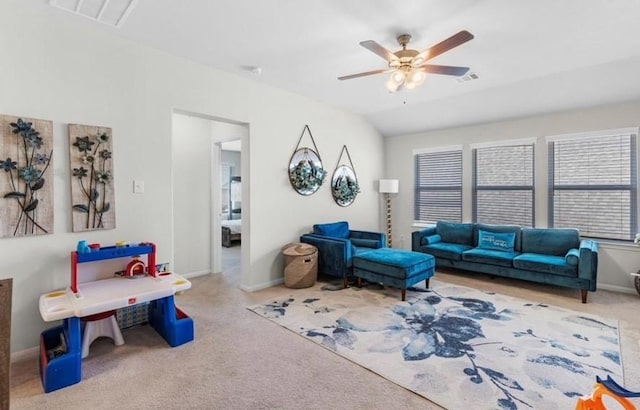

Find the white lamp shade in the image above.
[{"left": 379, "top": 179, "right": 399, "bottom": 194}]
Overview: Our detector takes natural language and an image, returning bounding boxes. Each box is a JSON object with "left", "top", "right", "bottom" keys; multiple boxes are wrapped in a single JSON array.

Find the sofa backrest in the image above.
[
  {"left": 474, "top": 223, "right": 522, "bottom": 252},
  {"left": 436, "top": 221, "right": 475, "bottom": 245},
  {"left": 313, "top": 221, "right": 350, "bottom": 239},
  {"left": 521, "top": 228, "right": 580, "bottom": 256}
]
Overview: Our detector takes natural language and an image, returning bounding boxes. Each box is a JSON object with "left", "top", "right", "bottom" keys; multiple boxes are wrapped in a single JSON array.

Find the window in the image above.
[
  {"left": 414, "top": 147, "right": 462, "bottom": 224},
  {"left": 548, "top": 129, "right": 638, "bottom": 240},
  {"left": 472, "top": 141, "right": 535, "bottom": 227}
]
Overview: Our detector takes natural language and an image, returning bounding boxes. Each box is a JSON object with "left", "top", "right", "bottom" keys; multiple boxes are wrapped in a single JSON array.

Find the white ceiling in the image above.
[{"left": 45, "top": 0, "right": 640, "bottom": 136}]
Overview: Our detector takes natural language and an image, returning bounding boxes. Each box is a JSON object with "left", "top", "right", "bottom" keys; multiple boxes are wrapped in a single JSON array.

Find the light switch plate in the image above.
[{"left": 133, "top": 180, "right": 144, "bottom": 193}]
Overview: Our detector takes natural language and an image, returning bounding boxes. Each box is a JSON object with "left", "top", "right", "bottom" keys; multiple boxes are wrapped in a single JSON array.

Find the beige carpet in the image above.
[{"left": 10, "top": 267, "right": 640, "bottom": 410}]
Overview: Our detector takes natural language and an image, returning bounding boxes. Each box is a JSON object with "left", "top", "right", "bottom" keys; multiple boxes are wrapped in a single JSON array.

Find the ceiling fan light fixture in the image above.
[
  {"left": 404, "top": 81, "right": 417, "bottom": 90},
  {"left": 390, "top": 70, "right": 405, "bottom": 84},
  {"left": 385, "top": 78, "right": 401, "bottom": 93},
  {"left": 408, "top": 69, "right": 426, "bottom": 85}
]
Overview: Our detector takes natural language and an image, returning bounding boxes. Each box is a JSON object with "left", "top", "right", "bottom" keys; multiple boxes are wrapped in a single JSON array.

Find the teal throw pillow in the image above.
[
  {"left": 565, "top": 248, "right": 580, "bottom": 266},
  {"left": 420, "top": 234, "right": 442, "bottom": 246},
  {"left": 478, "top": 230, "right": 516, "bottom": 252},
  {"left": 313, "top": 221, "right": 349, "bottom": 239}
]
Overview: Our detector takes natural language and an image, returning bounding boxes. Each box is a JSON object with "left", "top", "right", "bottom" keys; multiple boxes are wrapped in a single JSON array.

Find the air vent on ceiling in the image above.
[
  {"left": 457, "top": 72, "right": 480, "bottom": 83},
  {"left": 49, "top": 0, "right": 139, "bottom": 28}
]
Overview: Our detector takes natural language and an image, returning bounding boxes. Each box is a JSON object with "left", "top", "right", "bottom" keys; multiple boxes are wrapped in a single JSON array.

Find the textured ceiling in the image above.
[{"left": 44, "top": 0, "right": 640, "bottom": 136}]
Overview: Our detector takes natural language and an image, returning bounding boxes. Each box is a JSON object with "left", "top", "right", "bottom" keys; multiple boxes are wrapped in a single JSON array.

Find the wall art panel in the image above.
[
  {"left": 69, "top": 124, "right": 115, "bottom": 232},
  {"left": 0, "top": 115, "right": 54, "bottom": 238}
]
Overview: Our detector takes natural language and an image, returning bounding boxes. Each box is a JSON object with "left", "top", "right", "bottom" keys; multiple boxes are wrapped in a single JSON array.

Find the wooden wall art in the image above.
[
  {"left": 69, "top": 124, "right": 115, "bottom": 232},
  {"left": 0, "top": 116, "right": 54, "bottom": 238}
]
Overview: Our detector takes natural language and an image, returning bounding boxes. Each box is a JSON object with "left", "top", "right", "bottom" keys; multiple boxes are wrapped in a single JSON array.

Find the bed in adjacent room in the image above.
[{"left": 222, "top": 219, "right": 241, "bottom": 247}]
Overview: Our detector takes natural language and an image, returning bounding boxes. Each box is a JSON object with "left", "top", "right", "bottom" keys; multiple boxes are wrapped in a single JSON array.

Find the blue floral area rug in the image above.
[{"left": 248, "top": 283, "right": 623, "bottom": 410}]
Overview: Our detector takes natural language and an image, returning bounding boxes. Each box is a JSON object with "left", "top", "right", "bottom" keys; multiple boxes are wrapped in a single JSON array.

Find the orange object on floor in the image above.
[{"left": 576, "top": 383, "right": 636, "bottom": 410}]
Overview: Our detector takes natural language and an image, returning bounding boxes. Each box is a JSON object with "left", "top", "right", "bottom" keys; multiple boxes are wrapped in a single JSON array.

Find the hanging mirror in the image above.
[
  {"left": 288, "top": 125, "right": 326, "bottom": 196},
  {"left": 331, "top": 145, "right": 360, "bottom": 207}
]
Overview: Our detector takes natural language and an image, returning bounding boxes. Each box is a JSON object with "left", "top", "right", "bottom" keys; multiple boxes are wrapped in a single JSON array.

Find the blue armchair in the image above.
[{"left": 300, "top": 221, "right": 386, "bottom": 287}]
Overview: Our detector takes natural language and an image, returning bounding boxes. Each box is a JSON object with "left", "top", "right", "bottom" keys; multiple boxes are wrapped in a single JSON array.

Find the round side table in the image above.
[
  {"left": 282, "top": 243, "right": 318, "bottom": 289},
  {"left": 631, "top": 271, "right": 640, "bottom": 296}
]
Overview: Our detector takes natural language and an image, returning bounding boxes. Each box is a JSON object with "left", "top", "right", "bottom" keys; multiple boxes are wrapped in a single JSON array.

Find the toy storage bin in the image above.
[
  {"left": 148, "top": 296, "right": 194, "bottom": 347},
  {"left": 39, "top": 317, "right": 82, "bottom": 393}
]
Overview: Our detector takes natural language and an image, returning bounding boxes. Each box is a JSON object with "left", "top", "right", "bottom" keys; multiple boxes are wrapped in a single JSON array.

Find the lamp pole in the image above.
[
  {"left": 379, "top": 179, "right": 399, "bottom": 248},
  {"left": 385, "top": 192, "right": 393, "bottom": 248}
]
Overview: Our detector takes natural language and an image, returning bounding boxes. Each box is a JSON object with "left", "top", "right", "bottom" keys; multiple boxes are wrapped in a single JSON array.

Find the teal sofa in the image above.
[{"left": 412, "top": 221, "right": 598, "bottom": 303}]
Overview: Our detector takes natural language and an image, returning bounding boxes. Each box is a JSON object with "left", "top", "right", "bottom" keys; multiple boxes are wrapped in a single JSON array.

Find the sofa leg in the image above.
[
  {"left": 343, "top": 277, "right": 349, "bottom": 289},
  {"left": 425, "top": 279, "right": 430, "bottom": 289},
  {"left": 401, "top": 289, "right": 406, "bottom": 301},
  {"left": 357, "top": 277, "right": 362, "bottom": 287},
  {"left": 581, "top": 289, "right": 587, "bottom": 304}
]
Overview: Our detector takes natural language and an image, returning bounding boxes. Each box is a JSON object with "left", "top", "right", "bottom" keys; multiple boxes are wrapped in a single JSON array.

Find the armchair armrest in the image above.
[
  {"left": 300, "top": 233, "right": 353, "bottom": 279},
  {"left": 412, "top": 227, "right": 437, "bottom": 251},
  {"left": 578, "top": 239, "right": 599, "bottom": 290},
  {"left": 349, "top": 230, "right": 386, "bottom": 249}
]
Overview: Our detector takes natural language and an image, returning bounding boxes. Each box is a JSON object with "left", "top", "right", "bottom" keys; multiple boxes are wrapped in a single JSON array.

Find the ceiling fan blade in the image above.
[
  {"left": 419, "top": 64, "right": 470, "bottom": 76},
  {"left": 416, "top": 30, "right": 474, "bottom": 62},
  {"left": 359, "top": 40, "right": 398, "bottom": 62},
  {"left": 338, "top": 68, "right": 392, "bottom": 80}
]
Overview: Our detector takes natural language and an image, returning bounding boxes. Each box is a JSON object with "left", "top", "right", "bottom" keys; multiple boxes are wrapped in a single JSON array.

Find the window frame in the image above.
[
  {"left": 471, "top": 139, "right": 536, "bottom": 227},
  {"left": 547, "top": 128, "right": 639, "bottom": 241},
  {"left": 413, "top": 145, "right": 463, "bottom": 225}
]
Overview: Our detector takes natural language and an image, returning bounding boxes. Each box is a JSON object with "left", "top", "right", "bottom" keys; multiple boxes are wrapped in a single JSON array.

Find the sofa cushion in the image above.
[
  {"left": 420, "top": 234, "right": 442, "bottom": 246},
  {"left": 474, "top": 223, "right": 522, "bottom": 252},
  {"left": 419, "top": 242, "right": 472, "bottom": 261},
  {"left": 477, "top": 230, "right": 516, "bottom": 253},
  {"left": 462, "top": 248, "right": 519, "bottom": 268},
  {"left": 565, "top": 248, "right": 580, "bottom": 266},
  {"left": 436, "top": 221, "right": 475, "bottom": 245},
  {"left": 513, "top": 253, "right": 577, "bottom": 277},
  {"left": 313, "top": 221, "right": 349, "bottom": 239},
  {"left": 521, "top": 228, "right": 579, "bottom": 256},
  {"left": 351, "top": 238, "right": 379, "bottom": 248}
]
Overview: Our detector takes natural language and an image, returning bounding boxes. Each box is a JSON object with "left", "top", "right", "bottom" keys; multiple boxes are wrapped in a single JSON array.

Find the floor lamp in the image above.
[{"left": 379, "top": 179, "right": 399, "bottom": 248}]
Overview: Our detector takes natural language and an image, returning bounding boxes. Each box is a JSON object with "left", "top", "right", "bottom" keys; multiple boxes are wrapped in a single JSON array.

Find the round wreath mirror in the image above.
[
  {"left": 288, "top": 148, "right": 326, "bottom": 196},
  {"left": 331, "top": 164, "right": 360, "bottom": 207}
]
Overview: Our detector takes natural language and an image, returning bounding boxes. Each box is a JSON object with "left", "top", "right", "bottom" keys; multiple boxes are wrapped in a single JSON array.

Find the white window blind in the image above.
[
  {"left": 414, "top": 148, "right": 462, "bottom": 224},
  {"left": 548, "top": 131, "right": 637, "bottom": 240},
  {"left": 472, "top": 143, "right": 535, "bottom": 227}
]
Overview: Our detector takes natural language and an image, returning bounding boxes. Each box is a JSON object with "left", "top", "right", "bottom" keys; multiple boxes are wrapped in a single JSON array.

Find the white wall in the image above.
[
  {"left": 386, "top": 100, "right": 640, "bottom": 293},
  {"left": 0, "top": 1, "right": 384, "bottom": 352},
  {"left": 172, "top": 114, "right": 213, "bottom": 277}
]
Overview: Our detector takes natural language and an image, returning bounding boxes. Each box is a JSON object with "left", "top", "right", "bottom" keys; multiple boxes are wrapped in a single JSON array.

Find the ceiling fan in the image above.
[{"left": 338, "top": 30, "right": 474, "bottom": 92}]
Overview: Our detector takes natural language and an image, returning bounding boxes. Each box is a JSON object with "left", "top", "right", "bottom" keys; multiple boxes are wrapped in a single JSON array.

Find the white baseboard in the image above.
[
  {"left": 597, "top": 283, "right": 638, "bottom": 295},
  {"left": 240, "top": 277, "right": 284, "bottom": 292},
  {"left": 11, "top": 346, "right": 38, "bottom": 363},
  {"left": 181, "top": 270, "right": 211, "bottom": 279}
]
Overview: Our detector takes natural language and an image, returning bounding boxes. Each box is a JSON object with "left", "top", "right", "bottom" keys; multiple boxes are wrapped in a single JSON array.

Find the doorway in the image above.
[
  {"left": 171, "top": 110, "right": 248, "bottom": 285},
  {"left": 219, "top": 140, "right": 242, "bottom": 281}
]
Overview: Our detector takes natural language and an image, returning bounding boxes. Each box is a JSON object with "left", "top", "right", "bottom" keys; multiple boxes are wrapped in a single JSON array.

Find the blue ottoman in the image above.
[{"left": 353, "top": 248, "right": 435, "bottom": 301}]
